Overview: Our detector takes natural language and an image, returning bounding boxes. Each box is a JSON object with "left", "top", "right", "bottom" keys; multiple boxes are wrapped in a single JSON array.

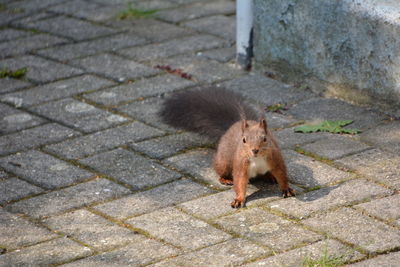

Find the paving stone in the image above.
[
  {"left": 153, "top": 55, "right": 244, "bottom": 83},
  {"left": 348, "top": 251, "right": 400, "bottom": 267},
  {"left": 48, "top": 0, "right": 120, "bottom": 22},
  {"left": 264, "top": 112, "right": 299, "bottom": 129},
  {"left": 0, "top": 168, "right": 8, "bottom": 179},
  {"left": 156, "top": 0, "right": 235, "bottom": 23},
  {"left": 0, "top": 237, "right": 92, "bottom": 266},
  {"left": 37, "top": 33, "right": 147, "bottom": 62},
  {"left": 245, "top": 239, "right": 363, "bottom": 267},
  {"left": 0, "top": 177, "right": 43, "bottom": 204},
  {"left": 179, "top": 187, "right": 265, "bottom": 220},
  {"left": 218, "top": 73, "right": 315, "bottom": 106},
  {"left": 0, "top": 33, "right": 68, "bottom": 59},
  {"left": 214, "top": 208, "right": 322, "bottom": 252},
  {"left": 44, "top": 121, "right": 164, "bottom": 159},
  {"left": 0, "top": 102, "right": 46, "bottom": 134},
  {"left": 83, "top": 74, "right": 194, "bottom": 106},
  {"left": 29, "top": 98, "right": 128, "bottom": 133},
  {"left": 8, "top": 178, "right": 131, "bottom": 218},
  {"left": 10, "top": 11, "right": 56, "bottom": 27},
  {"left": 183, "top": 15, "right": 236, "bottom": 42},
  {"left": 164, "top": 148, "right": 228, "bottom": 189},
  {"left": 127, "top": 207, "right": 231, "bottom": 251},
  {"left": 0, "top": 28, "right": 32, "bottom": 42},
  {"left": 154, "top": 238, "right": 269, "bottom": 267},
  {"left": 361, "top": 120, "right": 400, "bottom": 155},
  {"left": 118, "top": 34, "right": 227, "bottom": 62},
  {"left": 71, "top": 53, "right": 160, "bottom": 81},
  {"left": 336, "top": 148, "right": 400, "bottom": 190},
  {"left": 273, "top": 127, "right": 331, "bottom": 149},
  {"left": 268, "top": 179, "right": 392, "bottom": 219},
  {"left": 131, "top": 132, "right": 212, "bottom": 159},
  {"left": 117, "top": 96, "right": 176, "bottom": 132},
  {"left": 0, "top": 208, "right": 57, "bottom": 250},
  {"left": 355, "top": 194, "right": 400, "bottom": 225},
  {"left": 24, "top": 15, "right": 117, "bottom": 41},
  {"left": 44, "top": 209, "right": 139, "bottom": 251},
  {"left": 6, "top": 0, "right": 65, "bottom": 11},
  {"left": 94, "top": 179, "right": 215, "bottom": 220},
  {"left": 126, "top": 0, "right": 178, "bottom": 10},
  {"left": 1, "top": 74, "right": 115, "bottom": 107},
  {"left": 283, "top": 150, "right": 353, "bottom": 188},
  {"left": 302, "top": 207, "right": 400, "bottom": 254},
  {"left": 0, "top": 150, "right": 94, "bottom": 189},
  {"left": 198, "top": 46, "right": 235, "bottom": 63},
  {"left": 0, "top": 55, "right": 84, "bottom": 83},
  {"left": 0, "top": 77, "right": 31, "bottom": 94},
  {"left": 79, "top": 148, "right": 181, "bottom": 190},
  {"left": 300, "top": 135, "right": 371, "bottom": 160},
  {"left": 288, "top": 98, "right": 387, "bottom": 131},
  {"left": 0, "top": 10, "right": 26, "bottom": 27},
  {"left": 62, "top": 236, "right": 180, "bottom": 267},
  {"left": 107, "top": 18, "right": 193, "bottom": 43},
  {"left": 0, "top": 123, "right": 79, "bottom": 156}
]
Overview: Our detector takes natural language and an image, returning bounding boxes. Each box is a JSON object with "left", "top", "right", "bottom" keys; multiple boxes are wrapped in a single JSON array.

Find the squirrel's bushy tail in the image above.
[{"left": 159, "top": 87, "right": 258, "bottom": 141}]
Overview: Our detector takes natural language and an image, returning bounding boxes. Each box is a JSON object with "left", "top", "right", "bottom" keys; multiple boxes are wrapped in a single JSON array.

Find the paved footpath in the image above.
[{"left": 0, "top": 0, "right": 399, "bottom": 266}]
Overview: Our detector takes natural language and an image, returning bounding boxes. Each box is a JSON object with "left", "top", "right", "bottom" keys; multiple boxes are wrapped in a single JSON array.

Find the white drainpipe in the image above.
[{"left": 236, "top": 0, "right": 254, "bottom": 70}]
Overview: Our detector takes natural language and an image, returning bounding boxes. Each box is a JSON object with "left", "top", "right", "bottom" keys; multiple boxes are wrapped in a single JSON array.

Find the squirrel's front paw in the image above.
[
  {"left": 231, "top": 198, "right": 246, "bottom": 208},
  {"left": 282, "top": 187, "right": 295, "bottom": 198}
]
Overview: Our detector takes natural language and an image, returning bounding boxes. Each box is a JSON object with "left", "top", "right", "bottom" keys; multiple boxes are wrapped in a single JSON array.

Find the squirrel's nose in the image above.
[{"left": 252, "top": 149, "right": 259, "bottom": 155}]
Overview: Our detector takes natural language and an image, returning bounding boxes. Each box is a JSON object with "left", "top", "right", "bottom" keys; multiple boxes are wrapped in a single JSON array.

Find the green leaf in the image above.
[
  {"left": 294, "top": 120, "right": 361, "bottom": 134},
  {"left": 0, "top": 67, "right": 27, "bottom": 79}
]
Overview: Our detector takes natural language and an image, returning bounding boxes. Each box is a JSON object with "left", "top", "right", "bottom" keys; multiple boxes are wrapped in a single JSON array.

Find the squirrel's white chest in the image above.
[{"left": 247, "top": 156, "right": 270, "bottom": 178}]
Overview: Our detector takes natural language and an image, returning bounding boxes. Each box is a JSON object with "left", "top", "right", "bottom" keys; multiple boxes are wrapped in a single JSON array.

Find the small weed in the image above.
[
  {"left": 0, "top": 67, "right": 27, "bottom": 79},
  {"left": 294, "top": 120, "right": 361, "bottom": 135},
  {"left": 117, "top": 4, "right": 158, "bottom": 20},
  {"left": 266, "top": 103, "right": 288, "bottom": 113},
  {"left": 302, "top": 246, "right": 346, "bottom": 267}
]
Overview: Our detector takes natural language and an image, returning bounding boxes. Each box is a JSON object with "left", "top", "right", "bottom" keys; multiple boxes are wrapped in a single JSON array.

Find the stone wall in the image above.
[{"left": 253, "top": 0, "right": 400, "bottom": 105}]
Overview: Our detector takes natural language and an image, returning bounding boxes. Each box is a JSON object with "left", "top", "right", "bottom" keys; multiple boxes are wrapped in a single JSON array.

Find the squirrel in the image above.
[{"left": 159, "top": 86, "right": 295, "bottom": 208}]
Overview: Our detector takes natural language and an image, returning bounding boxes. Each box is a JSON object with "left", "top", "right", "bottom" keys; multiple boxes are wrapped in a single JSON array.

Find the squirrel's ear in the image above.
[
  {"left": 241, "top": 120, "right": 249, "bottom": 132},
  {"left": 260, "top": 118, "right": 267, "bottom": 132}
]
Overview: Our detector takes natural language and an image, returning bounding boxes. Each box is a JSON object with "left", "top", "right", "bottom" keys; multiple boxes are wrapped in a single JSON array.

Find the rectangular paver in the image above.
[
  {"left": 0, "top": 55, "right": 84, "bottom": 83},
  {"left": 94, "top": 179, "right": 215, "bottom": 220},
  {"left": 0, "top": 177, "right": 43, "bottom": 204},
  {"left": 8, "top": 178, "right": 130, "bottom": 218},
  {"left": 24, "top": 15, "right": 117, "bottom": 41},
  {"left": 355, "top": 194, "right": 400, "bottom": 225},
  {"left": 71, "top": 53, "right": 160, "bottom": 82},
  {"left": 0, "top": 150, "right": 94, "bottom": 189},
  {"left": 44, "top": 122, "right": 164, "bottom": 159},
  {"left": 0, "top": 237, "right": 92, "bottom": 266},
  {"left": 303, "top": 207, "right": 400, "bottom": 253},
  {"left": 1, "top": 74, "right": 115, "bottom": 107},
  {"left": 117, "top": 34, "right": 227, "bottom": 62},
  {"left": 79, "top": 148, "right": 181, "bottom": 190},
  {"left": 348, "top": 251, "right": 400, "bottom": 267},
  {"left": 0, "top": 123, "right": 80, "bottom": 156},
  {"left": 214, "top": 208, "right": 322, "bottom": 252},
  {"left": 154, "top": 238, "right": 269, "bottom": 267},
  {"left": 336, "top": 148, "right": 400, "bottom": 190},
  {"left": 245, "top": 239, "right": 363, "bottom": 267},
  {"left": 0, "top": 208, "right": 57, "bottom": 250},
  {"left": 267, "top": 179, "right": 392, "bottom": 219},
  {"left": 62, "top": 235, "right": 180, "bottom": 267},
  {"left": 127, "top": 207, "right": 232, "bottom": 251},
  {"left": 0, "top": 102, "right": 46, "bottom": 134},
  {"left": 44, "top": 209, "right": 139, "bottom": 251},
  {"left": 29, "top": 98, "right": 128, "bottom": 133},
  {"left": 83, "top": 74, "right": 194, "bottom": 106}
]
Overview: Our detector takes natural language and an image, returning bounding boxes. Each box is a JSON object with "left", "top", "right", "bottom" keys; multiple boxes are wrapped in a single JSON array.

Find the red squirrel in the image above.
[{"left": 160, "top": 87, "right": 295, "bottom": 208}]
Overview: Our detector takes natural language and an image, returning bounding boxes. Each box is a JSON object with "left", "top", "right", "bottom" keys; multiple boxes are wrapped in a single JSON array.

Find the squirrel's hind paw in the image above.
[{"left": 231, "top": 198, "right": 246, "bottom": 209}]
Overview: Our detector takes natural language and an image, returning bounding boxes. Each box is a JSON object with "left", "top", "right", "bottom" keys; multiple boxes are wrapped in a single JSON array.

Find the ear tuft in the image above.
[
  {"left": 260, "top": 118, "right": 267, "bottom": 132},
  {"left": 241, "top": 120, "right": 249, "bottom": 132}
]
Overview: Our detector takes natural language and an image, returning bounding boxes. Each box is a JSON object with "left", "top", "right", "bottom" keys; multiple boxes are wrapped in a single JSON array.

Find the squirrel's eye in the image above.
[
  {"left": 242, "top": 137, "right": 246, "bottom": 143},
  {"left": 263, "top": 136, "right": 267, "bottom": 142}
]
